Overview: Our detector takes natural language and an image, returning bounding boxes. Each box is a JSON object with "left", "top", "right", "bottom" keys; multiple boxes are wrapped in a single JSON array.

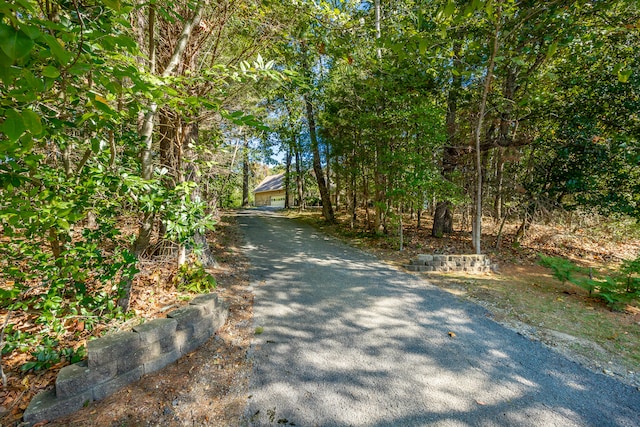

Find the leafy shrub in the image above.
[
  {"left": 620, "top": 257, "right": 640, "bottom": 293},
  {"left": 174, "top": 261, "right": 217, "bottom": 294},
  {"left": 539, "top": 254, "right": 640, "bottom": 309},
  {"left": 539, "top": 254, "right": 589, "bottom": 284},
  {"left": 19, "top": 336, "right": 86, "bottom": 372}
]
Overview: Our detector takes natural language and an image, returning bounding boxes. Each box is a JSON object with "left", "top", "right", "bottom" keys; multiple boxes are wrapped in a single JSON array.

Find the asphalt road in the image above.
[{"left": 238, "top": 209, "right": 640, "bottom": 427}]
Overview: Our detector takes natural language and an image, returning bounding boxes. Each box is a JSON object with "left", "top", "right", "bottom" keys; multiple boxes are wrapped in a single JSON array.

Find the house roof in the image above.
[{"left": 254, "top": 173, "right": 285, "bottom": 194}]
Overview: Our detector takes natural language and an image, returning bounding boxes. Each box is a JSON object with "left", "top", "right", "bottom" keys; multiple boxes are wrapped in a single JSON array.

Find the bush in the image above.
[
  {"left": 174, "top": 261, "right": 217, "bottom": 294},
  {"left": 538, "top": 254, "right": 640, "bottom": 309}
]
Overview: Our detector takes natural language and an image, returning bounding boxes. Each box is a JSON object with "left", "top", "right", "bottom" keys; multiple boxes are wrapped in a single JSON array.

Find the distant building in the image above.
[{"left": 253, "top": 173, "right": 292, "bottom": 207}]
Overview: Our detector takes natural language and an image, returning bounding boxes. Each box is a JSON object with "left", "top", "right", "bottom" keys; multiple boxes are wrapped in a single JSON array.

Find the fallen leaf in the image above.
[{"left": 448, "top": 331, "right": 456, "bottom": 338}]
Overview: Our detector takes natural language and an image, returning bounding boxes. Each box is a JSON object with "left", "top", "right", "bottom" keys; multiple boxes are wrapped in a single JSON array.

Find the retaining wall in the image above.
[
  {"left": 23, "top": 293, "right": 228, "bottom": 425},
  {"left": 406, "top": 254, "right": 494, "bottom": 273}
]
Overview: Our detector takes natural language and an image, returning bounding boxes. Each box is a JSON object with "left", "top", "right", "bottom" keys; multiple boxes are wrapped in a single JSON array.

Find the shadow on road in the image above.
[{"left": 237, "top": 209, "right": 640, "bottom": 427}]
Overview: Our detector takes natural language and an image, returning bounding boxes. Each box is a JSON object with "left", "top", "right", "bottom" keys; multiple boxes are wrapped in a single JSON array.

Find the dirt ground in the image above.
[
  {"left": 3, "top": 210, "right": 640, "bottom": 425},
  {"left": 1, "top": 216, "right": 255, "bottom": 427},
  {"left": 48, "top": 218, "right": 254, "bottom": 427}
]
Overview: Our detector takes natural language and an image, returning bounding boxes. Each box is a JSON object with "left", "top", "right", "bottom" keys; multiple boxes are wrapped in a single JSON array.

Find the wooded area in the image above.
[{"left": 0, "top": 0, "right": 639, "bottom": 423}]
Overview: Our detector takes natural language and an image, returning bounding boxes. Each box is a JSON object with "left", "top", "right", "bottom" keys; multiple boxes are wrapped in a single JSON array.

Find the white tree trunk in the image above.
[
  {"left": 473, "top": 12, "right": 501, "bottom": 254},
  {"left": 374, "top": 0, "right": 382, "bottom": 59}
]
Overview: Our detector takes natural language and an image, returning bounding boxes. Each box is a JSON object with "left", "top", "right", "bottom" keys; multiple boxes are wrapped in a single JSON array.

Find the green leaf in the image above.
[
  {"left": 57, "top": 218, "right": 70, "bottom": 231},
  {"left": 92, "top": 94, "right": 115, "bottom": 115},
  {"left": 18, "top": 24, "right": 41, "bottom": 40},
  {"left": 443, "top": 0, "right": 456, "bottom": 17},
  {"left": 42, "top": 65, "right": 60, "bottom": 78},
  {"left": 547, "top": 41, "right": 558, "bottom": 58},
  {"left": 103, "top": 0, "right": 121, "bottom": 12},
  {"left": 41, "top": 34, "right": 72, "bottom": 64},
  {"left": 618, "top": 69, "right": 632, "bottom": 83},
  {"left": 91, "top": 138, "right": 100, "bottom": 153},
  {"left": 0, "top": 23, "right": 34, "bottom": 60},
  {"left": 0, "top": 49, "right": 11, "bottom": 73},
  {"left": 1, "top": 109, "right": 26, "bottom": 141},
  {"left": 67, "top": 62, "right": 91, "bottom": 76},
  {"left": 419, "top": 39, "right": 428, "bottom": 56},
  {"left": 613, "top": 63, "right": 624, "bottom": 74},
  {"left": 21, "top": 109, "right": 42, "bottom": 135}
]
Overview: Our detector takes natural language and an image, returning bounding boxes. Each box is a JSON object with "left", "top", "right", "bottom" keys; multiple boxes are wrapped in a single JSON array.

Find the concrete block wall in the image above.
[
  {"left": 405, "top": 254, "right": 495, "bottom": 273},
  {"left": 23, "top": 293, "right": 228, "bottom": 426}
]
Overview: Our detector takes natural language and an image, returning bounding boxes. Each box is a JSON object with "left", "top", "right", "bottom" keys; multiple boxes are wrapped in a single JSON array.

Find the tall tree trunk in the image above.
[
  {"left": 374, "top": 0, "right": 382, "bottom": 59},
  {"left": 132, "top": 1, "right": 204, "bottom": 258},
  {"left": 285, "top": 144, "right": 292, "bottom": 209},
  {"left": 182, "top": 120, "right": 217, "bottom": 268},
  {"left": 472, "top": 14, "right": 501, "bottom": 254},
  {"left": 295, "top": 143, "right": 304, "bottom": 211},
  {"left": 373, "top": 170, "right": 385, "bottom": 234},
  {"left": 493, "top": 147, "right": 505, "bottom": 221},
  {"left": 242, "top": 133, "right": 249, "bottom": 208},
  {"left": 350, "top": 173, "right": 357, "bottom": 229},
  {"left": 304, "top": 95, "right": 335, "bottom": 222},
  {"left": 334, "top": 158, "right": 340, "bottom": 211},
  {"left": 363, "top": 170, "right": 371, "bottom": 230},
  {"left": 157, "top": 108, "right": 177, "bottom": 243},
  {"left": 433, "top": 202, "right": 453, "bottom": 237},
  {"left": 432, "top": 40, "right": 461, "bottom": 238},
  {"left": 325, "top": 143, "right": 331, "bottom": 207},
  {"left": 122, "top": 2, "right": 205, "bottom": 312}
]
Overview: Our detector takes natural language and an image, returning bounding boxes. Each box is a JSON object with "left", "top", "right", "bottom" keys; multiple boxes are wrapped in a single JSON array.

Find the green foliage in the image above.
[
  {"left": 2, "top": 322, "right": 87, "bottom": 372},
  {"left": 538, "top": 254, "right": 588, "bottom": 285},
  {"left": 620, "top": 257, "right": 640, "bottom": 293},
  {"left": 174, "top": 261, "right": 217, "bottom": 293},
  {"left": 0, "top": 0, "right": 146, "bottom": 374},
  {"left": 19, "top": 336, "right": 86, "bottom": 372},
  {"left": 525, "top": 2, "right": 640, "bottom": 220},
  {"left": 163, "top": 181, "right": 217, "bottom": 246},
  {"left": 539, "top": 254, "right": 640, "bottom": 309}
]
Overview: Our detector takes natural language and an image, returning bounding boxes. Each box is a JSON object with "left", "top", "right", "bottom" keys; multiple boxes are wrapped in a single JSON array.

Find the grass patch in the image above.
[{"left": 432, "top": 267, "right": 640, "bottom": 370}]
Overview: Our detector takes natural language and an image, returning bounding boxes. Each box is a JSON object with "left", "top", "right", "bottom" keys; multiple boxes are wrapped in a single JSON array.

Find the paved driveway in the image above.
[{"left": 238, "top": 210, "right": 640, "bottom": 426}]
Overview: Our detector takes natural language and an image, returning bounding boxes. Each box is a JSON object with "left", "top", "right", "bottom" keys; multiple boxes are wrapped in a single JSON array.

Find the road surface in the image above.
[{"left": 238, "top": 209, "right": 640, "bottom": 426}]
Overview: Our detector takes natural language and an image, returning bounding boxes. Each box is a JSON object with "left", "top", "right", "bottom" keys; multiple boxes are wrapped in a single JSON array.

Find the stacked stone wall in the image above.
[
  {"left": 406, "top": 254, "right": 494, "bottom": 273},
  {"left": 23, "top": 293, "right": 228, "bottom": 425}
]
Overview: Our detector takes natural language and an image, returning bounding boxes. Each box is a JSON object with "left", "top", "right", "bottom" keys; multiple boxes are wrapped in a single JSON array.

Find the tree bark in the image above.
[
  {"left": 285, "top": 144, "right": 292, "bottom": 209},
  {"left": 472, "top": 13, "right": 501, "bottom": 255},
  {"left": 432, "top": 40, "right": 461, "bottom": 238},
  {"left": 374, "top": 0, "right": 382, "bottom": 59},
  {"left": 493, "top": 147, "right": 505, "bottom": 221},
  {"left": 123, "top": 2, "right": 205, "bottom": 312},
  {"left": 242, "top": 133, "right": 250, "bottom": 207},
  {"left": 432, "top": 201, "right": 453, "bottom": 237},
  {"left": 305, "top": 95, "right": 335, "bottom": 222},
  {"left": 294, "top": 143, "right": 304, "bottom": 211},
  {"left": 182, "top": 120, "right": 217, "bottom": 268},
  {"left": 133, "top": 1, "right": 205, "bottom": 258}
]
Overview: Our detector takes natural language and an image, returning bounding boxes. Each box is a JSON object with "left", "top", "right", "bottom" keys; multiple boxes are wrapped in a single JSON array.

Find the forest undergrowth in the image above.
[{"left": 0, "top": 216, "right": 252, "bottom": 426}]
